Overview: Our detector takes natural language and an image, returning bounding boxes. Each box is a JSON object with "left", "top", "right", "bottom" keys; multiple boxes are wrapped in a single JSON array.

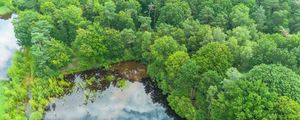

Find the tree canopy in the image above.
[{"left": 4, "top": 0, "right": 300, "bottom": 119}]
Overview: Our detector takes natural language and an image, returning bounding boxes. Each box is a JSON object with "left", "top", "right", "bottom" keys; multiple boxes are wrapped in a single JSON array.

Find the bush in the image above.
[{"left": 30, "top": 111, "right": 43, "bottom": 120}]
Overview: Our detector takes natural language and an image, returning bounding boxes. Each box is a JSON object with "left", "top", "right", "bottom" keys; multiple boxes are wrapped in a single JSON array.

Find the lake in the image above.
[
  {"left": 43, "top": 65, "right": 181, "bottom": 120},
  {"left": 0, "top": 14, "right": 18, "bottom": 80}
]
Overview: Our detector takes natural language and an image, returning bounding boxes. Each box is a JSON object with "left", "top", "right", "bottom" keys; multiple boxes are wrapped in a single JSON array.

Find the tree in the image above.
[
  {"left": 245, "top": 64, "right": 300, "bottom": 102},
  {"left": 229, "top": 26, "right": 251, "bottom": 45},
  {"left": 252, "top": 6, "right": 267, "bottom": 31},
  {"left": 173, "top": 60, "right": 203, "bottom": 100},
  {"left": 276, "top": 96, "right": 300, "bottom": 120},
  {"left": 198, "top": 6, "right": 215, "bottom": 24},
  {"left": 165, "top": 51, "right": 190, "bottom": 81},
  {"left": 210, "top": 80, "right": 278, "bottom": 120},
  {"left": 167, "top": 94, "right": 196, "bottom": 120},
  {"left": 193, "top": 42, "right": 233, "bottom": 75},
  {"left": 149, "top": 36, "right": 186, "bottom": 63},
  {"left": 12, "top": 0, "right": 39, "bottom": 10},
  {"left": 148, "top": 36, "right": 186, "bottom": 92},
  {"left": 140, "top": 31, "right": 154, "bottom": 63},
  {"left": 31, "top": 20, "right": 53, "bottom": 44},
  {"left": 102, "top": 28, "right": 124, "bottom": 62},
  {"left": 13, "top": 10, "right": 40, "bottom": 47},
  {"left": 138, "top": 16, "right": 152, "bottom": 31},
  {"left": 158, "top": 0, "right": 191, "bottom": 26},
  {"left": 229, "top": 4, "right": 254, "bottom": 28},
  {"left": 40, "top": 1, "right": 56, "bottom": 15},
  {"left": 269, "top": 10, "right": 289, "bottom": 32},
  {"left": 52, "top": 5, "right": 85, "bottom": 44},
  {"left": 115, "top": 11, "right": 135, "bottom": 30},
  {"left": 181, "top": 19, "right": 214, "bottom": 52},
  {"left": 120, "top": 29, "right": 138, "bottom": 59},
  {"left": 290, "top": 9, "right": 300, "bottom": 32},
  {"left": 31, "top": 39, "right": 71, "bottom": 78},
  {"left": 212, "top": 27, "right": 227, "bottom": 42},
  {"left": 251, "top": 38, "right": 297, "bottom": 69},
  {"left": 94, "top": 0, "right": 117, "bottom": 28},
  {"left": 73, "top": 26, "right": 107, "bottom": 67},
  {"left": 194, "top": 70, "right": 222, "bottom": 119},
  {"left": 114, "top": 0, "right": 141, "bottom": 13},
  {"left": 156, "top": 23, "right": 186, "bottom": 45}
]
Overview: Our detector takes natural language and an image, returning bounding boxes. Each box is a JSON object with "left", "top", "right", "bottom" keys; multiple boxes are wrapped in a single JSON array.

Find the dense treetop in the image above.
[{"left": 2, "top": 0, "right": 300, "bottom": 119}]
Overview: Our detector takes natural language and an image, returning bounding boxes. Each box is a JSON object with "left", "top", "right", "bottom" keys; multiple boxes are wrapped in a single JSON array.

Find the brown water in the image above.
[{"left": 112, "top": 61, "right": 148, "bottom": 81}]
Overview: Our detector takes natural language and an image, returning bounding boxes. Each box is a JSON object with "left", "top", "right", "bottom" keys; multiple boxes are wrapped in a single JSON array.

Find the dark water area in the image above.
[
  {"left": 44, "top": 62, "right": 183, "bottom": 120},
  {"left": 112, "top": 61, "right": 148, "bottom": 81},
  {"left": 0, "top": 14, "right": 18, "bottom": 80}
]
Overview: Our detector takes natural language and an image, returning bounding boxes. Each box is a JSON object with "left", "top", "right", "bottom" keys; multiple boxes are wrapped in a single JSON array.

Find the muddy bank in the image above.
[
  {"left": 0, "top": 13, "right": 12, "bottom": 20},
  {"left": 112, "top": 61, "right": 148, "bottom": 81},
  {"left": 65, "top": 61, "right": 148, "bottom": 82}
]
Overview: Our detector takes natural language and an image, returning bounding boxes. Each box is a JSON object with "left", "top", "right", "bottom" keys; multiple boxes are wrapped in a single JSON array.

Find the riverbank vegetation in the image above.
[
  {"left": 0, "top": 0, "right": 12, "bottom": 16},
  {"left": 3, "top": 0, "right": 300, "bottom": 119}
]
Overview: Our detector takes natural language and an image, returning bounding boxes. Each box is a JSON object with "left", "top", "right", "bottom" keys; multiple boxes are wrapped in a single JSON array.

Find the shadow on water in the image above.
[{"left": 44, "top": 62, "right": 183, "bottom": 120}]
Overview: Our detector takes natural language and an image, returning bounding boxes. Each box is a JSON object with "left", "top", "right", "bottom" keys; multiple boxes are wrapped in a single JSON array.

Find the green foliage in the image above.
[
  {"left": 0, "top": 0, "right": 12, "bottom": 16},
  {"left": 245, "top": 64, "right": 300, "bottom": 101},
  {"left": 181, "top": 19, "right": 214, "bottom": 52},
  {"left": 0, "top": 82, "right": 8, "bottom": 117},
  {"left": 193, "top": 42, "right": 233, "bottom": 75},
  {"left": 32, "top": 39, "right": 72, "bottom": 78},
  {"left": 251, "top": 38, "right": 297, "bottom": 69},
  {"left": 158, "top": 0, "right": 191, "bottom": 26},
  {"left": 12, "top": 0, "right": 39, "bottom": 10},
  {"left": 165, "top": 51, "right": 190, "bottom": 80},
  {"left": 173, "top": 60, "right": 200, "bottom": 99},
  {"left": 196, "top": 70, "right": 222, "bottom": 117},
  {"left": 13, "top": 10, "right": 40, "bottom": 46},
  {"left": 1, "top": 81, "right": 27, "bottom": 119},
  {"left": 29, "top": 111, "right": 43, "bottom": 120},
  {"left": 229, "top": 4, "right": 254, "bottom": 27},
  {"left": 7, "top": 51, "right": 29, "bottom": 82},
  {"left": 9, "top": 0, "right": 300, "bottom": 119},
  {"left": 116, "top": 80, "right": 128, "bottom": 89},
  {"left": 73, "top": 26, "right": 107, "bottom": 68},
  {"left": 105, "top": 75, "right": 115, "bottom": 82},
  {"left": 167, "top": 94, "right": 196, "bottom": 120},
  {"left": 53, "top": 5, "right": 85, "bottom": 44},
  {"left": 276, "top": 96, "right": 300, "bottom": 120},
  {"left": 210, "top": 80, "right": 278, "bottom": 120},
  {"left": 30, "top": 78, "right": 70, "bottom": 111},
  {"left": 148, "top": 36, "right": 186, "bottom": 80}
]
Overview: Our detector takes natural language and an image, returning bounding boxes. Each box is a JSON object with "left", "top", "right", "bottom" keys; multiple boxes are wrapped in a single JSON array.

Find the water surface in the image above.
[
  {"left": 0, "top": 14, "right": 18, "bottom": 80},
  {"left": 44, "top": 75, "right": 180, "bottom": 120}
]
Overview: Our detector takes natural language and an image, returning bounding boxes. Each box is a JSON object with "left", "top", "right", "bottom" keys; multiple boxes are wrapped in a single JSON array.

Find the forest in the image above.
[{"left": 2, "top": 0, "right": 300, "bottom": 120}]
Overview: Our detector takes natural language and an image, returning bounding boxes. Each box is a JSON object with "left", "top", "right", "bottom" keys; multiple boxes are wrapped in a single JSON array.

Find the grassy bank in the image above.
[
  {"left": 0, "top": 81, "right": 8, "bottom": 115},
  {"left": 0, "top": 0, "right": 12, "bottom": 16}
]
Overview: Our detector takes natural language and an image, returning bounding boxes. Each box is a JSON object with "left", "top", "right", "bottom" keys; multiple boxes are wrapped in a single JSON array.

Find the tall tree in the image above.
[
  {"left": 13, "top": 10, "right": 40, "bottom": 47},
  {"left": 210, "top": 80, "right": 277, "bottom": 120},
  {"left": 245, "top": 64, "right": 300, "bottom": 102},
  {"left": 229, "top": 4, "right": 254, "bottom": 28},
  {"left": 158, "top": 0, "right": 191, "bottom": 26},
  {"left": 193, "top": 42, "right": 233, "bottom": 75}
]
